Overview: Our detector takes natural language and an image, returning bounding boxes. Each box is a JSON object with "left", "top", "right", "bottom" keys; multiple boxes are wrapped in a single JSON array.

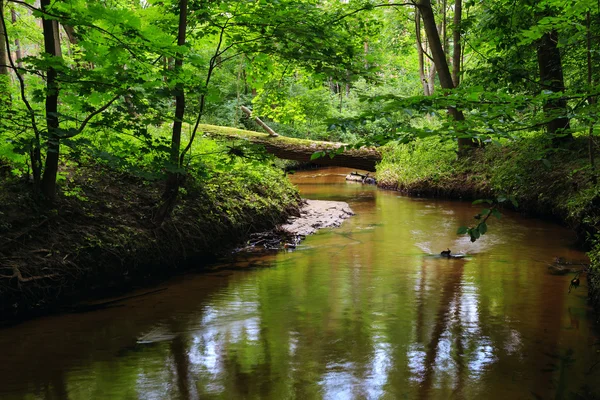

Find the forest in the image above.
[
  {"left": 0, "top": 0, "right": 599, "bottom": 309},
  {"left": 1, "top": 0, "right": 600, "bottom": 397},
  {"left": 0, "top": 0, "right": 599, "bottom": 310}
]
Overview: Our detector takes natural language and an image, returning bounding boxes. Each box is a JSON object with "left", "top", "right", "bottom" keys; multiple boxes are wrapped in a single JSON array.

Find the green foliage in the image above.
[
  {"left": 457, "top": 197, "right": 515, "bottom": 242},
  {"left": 376, "top": 137, "right": 458, "bottom": 187}
]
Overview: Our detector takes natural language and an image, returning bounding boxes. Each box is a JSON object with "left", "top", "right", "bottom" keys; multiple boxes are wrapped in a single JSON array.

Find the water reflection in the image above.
[{"left": 0, "top": 168, "right": 598, "bottom": 400}]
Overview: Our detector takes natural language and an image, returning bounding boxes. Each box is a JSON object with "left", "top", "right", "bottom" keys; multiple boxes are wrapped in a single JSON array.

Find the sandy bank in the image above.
[{"left": 280, "top": 199, "right": 354, "bottom": 236}]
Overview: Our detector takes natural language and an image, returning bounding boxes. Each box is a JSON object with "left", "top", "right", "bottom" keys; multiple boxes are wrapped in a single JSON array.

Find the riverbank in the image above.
[
  {"left": 376, "top": 136, "right": 600, "bottom": 309},
  {"left": 0, "top": 160, "right": 302, "bottom": 323}
]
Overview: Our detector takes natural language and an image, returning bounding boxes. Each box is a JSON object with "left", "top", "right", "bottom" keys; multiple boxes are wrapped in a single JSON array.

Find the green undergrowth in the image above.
[
  {"left": 377, "top": 135, "right": 600, "bottom": 308},
  {"left": 0, "top": 144, "right": 301, "bottom": 321}
]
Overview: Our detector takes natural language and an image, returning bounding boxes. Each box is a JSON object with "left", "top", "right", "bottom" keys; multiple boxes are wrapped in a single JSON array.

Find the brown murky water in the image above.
[{"left": 0, "top": 167, "right": 598, "bottom": 400}]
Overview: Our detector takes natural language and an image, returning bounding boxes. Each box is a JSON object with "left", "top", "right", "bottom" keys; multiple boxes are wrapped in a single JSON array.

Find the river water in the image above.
[{"left": 0, "top": 167, "right": 598, "bottom": 400}]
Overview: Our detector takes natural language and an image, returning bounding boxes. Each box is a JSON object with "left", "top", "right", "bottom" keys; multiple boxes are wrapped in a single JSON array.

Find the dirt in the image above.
[{"left": 0, "top": 163, "right": 301, "bottom": 323}]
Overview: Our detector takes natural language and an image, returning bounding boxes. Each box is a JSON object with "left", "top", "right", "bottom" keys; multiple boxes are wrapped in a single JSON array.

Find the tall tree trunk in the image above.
[
  {"left": 11, "top": 8, "right": 22, "bottom": 68},
  {"left": 537, "top": 30, "right": 572, "bottom": 145},
  {"left": 40, "top": 0, "right": 62, "bottom": 200},
  {"left": 415, "top": 9, "right": 430, "bottom": 96},
  {"left": 156, "top": 0, "right": 187, "bottom": 222},
  {"left": 427, "top": 62, "right": 436, "bottom": 95},
  {"left": 442, "top": 0, "right": 448, "bottom": 56},
  {"left": 417, "top": 0, "right": 475, "bottom": 151},
  {"left": 169, "top": 0, "right": 187, "bottom": 169},
  {"left": 0, "top": 1, "right": 9, "bottom": 76},
  {"left": 452, "top": 0, "right": 461, "bottom": 87},
  {"left": 587, "top": 11, "right": 596, "bottom": 182}
]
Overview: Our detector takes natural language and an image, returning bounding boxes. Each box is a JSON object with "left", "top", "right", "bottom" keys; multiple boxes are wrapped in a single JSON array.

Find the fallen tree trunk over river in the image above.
[{"left": 199, "top": 124, "right": 381, "bottom": 171}]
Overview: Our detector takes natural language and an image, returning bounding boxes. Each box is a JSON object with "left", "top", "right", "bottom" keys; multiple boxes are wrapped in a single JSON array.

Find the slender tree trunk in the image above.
[
  {"left": 10, "top": 8, "right": 22, "bottom": 68},
  {"left": 442, "top": 0, "right": 448, "bottom": 56},
  {"left": 415, "top": 9, "right": 430, "bottom": 96},
  {"left": 427, "top": 62, "right": 436, "bottom": 95},
  {"left": 40, "top": 0, "right": 62, "bottom": 200},
  {"left": 452, "top": 0, "right": 461, "bottom": 87},
  {"left": 0, "top": 1, "right": 9, "bottom": 76},
  {"left": 169, "top": 0, "right": 187, "bottom": 169},
  {"left": 536, "top": 30, "right": 571, "bottom": 145},
  {"left": 417, "top": 0, "right": 475, "bottom": 151},
  {"left": 587, "top": 11, "right": 596, "bottom": 182},
  {"left": 156, "top": 0, "right": 187, "bottom": 222}
]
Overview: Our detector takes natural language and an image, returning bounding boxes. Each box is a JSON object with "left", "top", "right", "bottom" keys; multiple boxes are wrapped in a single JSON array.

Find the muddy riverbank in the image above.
[{"left": 0, "top": 163, "right": 302, "bottom": 323}]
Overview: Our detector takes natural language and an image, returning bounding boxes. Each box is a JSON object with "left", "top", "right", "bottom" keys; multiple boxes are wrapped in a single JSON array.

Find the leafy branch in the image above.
[{"left": 457, "top": 196, "right": 518, "bottom": 242}]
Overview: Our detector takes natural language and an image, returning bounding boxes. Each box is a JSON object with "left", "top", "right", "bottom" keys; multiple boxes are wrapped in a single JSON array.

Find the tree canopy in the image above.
[{"left": 0, "top": 0, "right": 598, "bottom": 201}]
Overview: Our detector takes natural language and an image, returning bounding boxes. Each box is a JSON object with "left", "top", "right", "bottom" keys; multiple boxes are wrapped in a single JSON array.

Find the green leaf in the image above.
[
  {"left": 492, "top": 209, "right": 502, "bottom": 219},
  {"left": 457, "top": 226, "right": 468, "bottom": 235},
  {"left": 472, "top": 199, "right": 493, "bottom": 205},
  {"left": 310, "top": 151, "right": 323, "bottom": 160},
  {"left": 479, "top": 222, "right": 488, "bottom": 235}
]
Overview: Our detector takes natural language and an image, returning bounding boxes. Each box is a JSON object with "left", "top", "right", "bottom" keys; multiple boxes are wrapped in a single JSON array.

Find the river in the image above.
[{"left": 0, "top": 167, "right": 598, "bottom": 399}]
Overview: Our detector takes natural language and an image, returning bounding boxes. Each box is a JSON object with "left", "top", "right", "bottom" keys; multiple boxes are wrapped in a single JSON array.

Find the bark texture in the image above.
[
  {"left": 537, "top": 30, "right": 571, "bottom": 144},
  {"left": 200, "top": 124, "right": 381, "bottom": 172},
  {"left": 417, "top": 0, "right": 475, "bottom": 150},
  {"left": 40, "top": 0, "right": 62, "bottom": 199}
]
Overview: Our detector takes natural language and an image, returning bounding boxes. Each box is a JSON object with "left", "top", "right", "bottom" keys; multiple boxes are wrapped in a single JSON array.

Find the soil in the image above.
[{"left": 0, "top": 164, "right": 301, "bottom": 323}]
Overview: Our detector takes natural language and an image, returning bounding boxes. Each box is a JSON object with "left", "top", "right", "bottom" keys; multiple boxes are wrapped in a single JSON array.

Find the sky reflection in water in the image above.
[{"left": 0, "top": 167, "right": 598, "bottom": 400}]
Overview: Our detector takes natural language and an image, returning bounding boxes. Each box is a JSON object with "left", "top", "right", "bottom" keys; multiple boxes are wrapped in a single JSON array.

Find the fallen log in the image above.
[
  {"left": 345, "top": 171, "right": 377, "bottom": 185},
  {"left": 241, "top": 106, "right": 278, "bottom": 137},
  {"left": 200, "top": 124, "right": 381, "bottom": 171}
]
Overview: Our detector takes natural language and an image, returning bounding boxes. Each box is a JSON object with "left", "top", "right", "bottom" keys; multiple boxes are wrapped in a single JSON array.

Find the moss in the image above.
[{"left": 198, "top": 123, "right": 381, "bottom": 159}]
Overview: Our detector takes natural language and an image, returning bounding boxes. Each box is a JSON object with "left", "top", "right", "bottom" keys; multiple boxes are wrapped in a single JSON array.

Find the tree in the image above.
[
  {"left": 415, "top": 0, "right": 475, "bottom": 151},
  {"left": 451, "top": 0, "right": 461, "bottom": 86},
  {"left": 536, "top": 29, "right": 571, "bottom": 144},
  {"left": 159, "top": 0, "right": 188, "bottom": 212},
  {"left": 39, "top": 0, "right": 62, "bottom": 199},
  {"left": 0, "top": 0, "right": 8, "bottom": 77}
]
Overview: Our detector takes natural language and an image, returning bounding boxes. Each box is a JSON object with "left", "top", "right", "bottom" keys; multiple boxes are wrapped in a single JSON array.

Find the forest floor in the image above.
[
  {"left": 375, "top": 135, "right": 600, "bottom": 310},
  {"left": 0, "top": 160, "right": 302, "bottom": 324}
]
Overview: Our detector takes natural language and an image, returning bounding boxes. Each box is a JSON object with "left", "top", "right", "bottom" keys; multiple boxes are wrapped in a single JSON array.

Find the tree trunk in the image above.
[
  {"left": 10, "top": 8, "right": 22, "bottom": 68},
  {"left": 0, "top": 1, "right": 9, "bottom": 76},
  {"left": 40, "top": 0, "right": 62, "bottom": 200},
  {"left": 452, "top": 0, "right": 461, "bottom": 87},
  {"left": 427, "top": 61, "right": 436, "bottom": 95},
  {"left": 442, "top": 0, "right": 448, "bottom": 56},
  {"left": 169, "top": 0, "right": 187, "bottom": 168},
  {"left": 587, "top": 11, "right": 596, "bottom": 182},
  {"left": 537, "top": 30, "right": 571, "bottom": 145},
  {"left": 415, "top": 9, "right": 430, "bottom": 96},
  {"left": 201, "top": 124, "right": 382, "bottom": 172},
  {"left": 241, "top": 106, "right": 278, "bottom": 137},
  {"left": 156, "top": 0, "right": 187, "bottom": 222},
  {"left": 417, "top": 0, "right": 475, "bottom": 151}
]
